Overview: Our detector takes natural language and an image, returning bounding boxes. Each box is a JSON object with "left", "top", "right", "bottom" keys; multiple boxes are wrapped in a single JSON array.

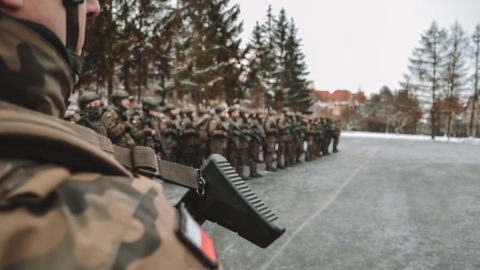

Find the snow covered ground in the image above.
[{"left": 341, "top": 131, "right": 480, "bottom": 146}]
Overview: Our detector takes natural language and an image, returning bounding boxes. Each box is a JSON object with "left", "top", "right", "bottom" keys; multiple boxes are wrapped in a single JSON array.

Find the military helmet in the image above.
[
  {"left": 111, "top": 90, "right": 130, "bottom": 100},
  {"left": 269, "top": 110, "right": 278, "bottom": 115},
  {"left": 239, "top": 108, "right": 250, "bottom": 115},
  {"left": 181, "top": 107, "right": 193, "bottom": 114},
  {"left": 214, "top": 105, "right": 226, "bottom": 114},
  {"left": 142, "top": 97, "right": 159, "bottom": 111},
  {"left": 281, "top": 107, "right": 290, "bottom": 113},
  {"left": 78, "top": 92, "right": 99, "bottom": 109},
  {"left": 163, "top": 104, "right": 176, "bottom": 113},
  {"left": 198, "top": 108, "right": 210, "bottom": 117}
]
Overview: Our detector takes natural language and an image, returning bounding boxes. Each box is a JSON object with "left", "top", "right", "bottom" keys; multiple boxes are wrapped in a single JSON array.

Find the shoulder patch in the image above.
[{"left": 176, "top": 204, "right": 218, "bottom": 269}]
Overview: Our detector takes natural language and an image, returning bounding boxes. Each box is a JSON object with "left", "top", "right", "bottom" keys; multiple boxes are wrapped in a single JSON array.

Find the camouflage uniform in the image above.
[
  {"left": 180, "top": 109, "right": 201, "bottom": 168},
  {"left": 289, "top": 115, "right": 300, "bottom": 165},
  {"left": 0, "top": 13, "right": 216, "bottom": 269},
  {"left": 208, "top": 107, "right": 229, "bottom": 157},
  {"left": 136, "top": 98, "right": 163, "bottom": 156},
  {"left": 305, "top": 117, "right": 316, "bottom": 161},
  {"left": 297, "top": 114, "right": 307, "bottom": 163},
  {"left": 238, "top": 110, "right": 253, "bottom": 180},
  {"left": 159, "top": 105, "right": 182, "bottom": 163},
  {"left": 227, "top": 107, "right": 245, "bottom": 179},
  {"left": 323, "top": 118, "right": 333, "bottom": 155},
  {"left": 277, "top": 110, "right": 293, "bottom": 168},
  {"left": 129, "top": 104, "right": 143, "bottom": 132},
  {"left": 249, "top": 112, "right": 266, "bottom": 178},
  {"left": 316, "top": 118, "right": 326, "bottom": 157},
  {"left": 196, "top": 109, "right": 212, "bottom": 163},
  {"left": 332, "top": 120, "right": 341, "bottom": 153},
  {"left": 102, "top": 90, "right": 137, "bottom": 148},
  {"left": 264, "top": 111, "right": 278, "bottom": 171}
]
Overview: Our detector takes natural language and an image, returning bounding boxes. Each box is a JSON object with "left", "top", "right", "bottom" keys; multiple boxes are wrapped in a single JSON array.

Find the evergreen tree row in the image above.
[{"left": 79, "top": 0, "right": 313, "bottom": 112}]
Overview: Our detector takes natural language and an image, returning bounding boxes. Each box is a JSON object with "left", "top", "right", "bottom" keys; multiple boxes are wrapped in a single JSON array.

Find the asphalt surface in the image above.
[{"left": 163, "top": 136, "right": 480, "bottom": 270}]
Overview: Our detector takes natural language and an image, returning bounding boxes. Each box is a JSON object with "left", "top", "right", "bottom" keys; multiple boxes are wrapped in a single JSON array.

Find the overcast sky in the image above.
[{"left": 232, "top": 0, "right": 480, "bottom": 96}]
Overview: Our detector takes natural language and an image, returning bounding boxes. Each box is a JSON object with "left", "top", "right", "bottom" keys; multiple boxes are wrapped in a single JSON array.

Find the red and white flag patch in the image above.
[{"left": 177, "top": 204, "right": 218, "bottom": 269}]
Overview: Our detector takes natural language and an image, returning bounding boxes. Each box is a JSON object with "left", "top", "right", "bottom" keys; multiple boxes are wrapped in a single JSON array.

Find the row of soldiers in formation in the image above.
[{"left": 70, "top": 90, "right": 342, "bottom": 180}]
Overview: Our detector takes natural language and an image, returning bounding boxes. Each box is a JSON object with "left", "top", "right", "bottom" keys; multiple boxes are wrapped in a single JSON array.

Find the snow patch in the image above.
[{"left": 341, "top": 131, "right": 480, "bottom": 146}]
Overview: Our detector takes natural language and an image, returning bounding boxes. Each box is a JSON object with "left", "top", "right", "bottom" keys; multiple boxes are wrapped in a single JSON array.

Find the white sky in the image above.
[{"left": 233, "top": 0, "right": 480, "bottom": 96}]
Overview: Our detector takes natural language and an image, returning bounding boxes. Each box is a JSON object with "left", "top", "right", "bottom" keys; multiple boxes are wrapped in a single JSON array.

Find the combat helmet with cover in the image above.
[
  {"left": 142, "top": 97, "right": 160, "bottom": 111},
  {"left": 78, "top": 92, "right": 100, "bottom": 109}
]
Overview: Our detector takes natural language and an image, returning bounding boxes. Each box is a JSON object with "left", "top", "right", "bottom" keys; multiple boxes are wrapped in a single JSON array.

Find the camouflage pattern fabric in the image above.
[
  {"left": 208, "top": 115, "right": 228, "bottom": 157},
  {"left": 0, "top": 13, "right": 73, "bottom": 118},
  {"left": 0, "top": 13, "right": 216, "bottom": 270},
  {"left": 102, "top": 108, "right": 136, "bottom": 149},
  {"left": 0, "top": 160, "right": 207, "bottom": 270}
]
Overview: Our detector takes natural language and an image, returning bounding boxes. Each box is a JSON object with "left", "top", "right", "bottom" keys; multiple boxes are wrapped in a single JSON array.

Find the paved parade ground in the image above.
[{"left": 163, "top": 135, "right": 480, "bottom": 270}]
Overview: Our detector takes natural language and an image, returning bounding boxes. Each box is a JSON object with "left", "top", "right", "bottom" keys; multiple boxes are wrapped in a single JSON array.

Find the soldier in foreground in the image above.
[{"left": 0, "top": 1, "right": 219, "bottom": 269}]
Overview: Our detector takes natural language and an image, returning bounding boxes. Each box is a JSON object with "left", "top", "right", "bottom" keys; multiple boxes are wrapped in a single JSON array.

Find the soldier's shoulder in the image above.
[{"left": 101, "top": 108, "right": 116, "bottom": 118}]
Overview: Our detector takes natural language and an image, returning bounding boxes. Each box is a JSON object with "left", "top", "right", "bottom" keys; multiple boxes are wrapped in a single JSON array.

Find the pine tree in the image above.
[
  {"left": 245, "top": 22, "right": 268, "bottom": 109},
  {"left": 443, "top": 21, "right": 470, "bottom": 137},
  {"left": 284, "top": 18, "right": 312, "bottom": 112},
  {"left": 271, "top": 8, "right": 290, "bottom": 109},
  {"left": 80, "top": 0, "right": 117, "bottom": 96},
  {"left": 259, "top": 5, "right": 278, "bottom": 108},
  {"left": 407, "top": 21, "right": 448, "bottom": 139},
  {"left": 81, "top": 0, "right": 172, "bottom": 101},
  {"left": 170, "top": 0, "right": 243, "bottom": 107}
]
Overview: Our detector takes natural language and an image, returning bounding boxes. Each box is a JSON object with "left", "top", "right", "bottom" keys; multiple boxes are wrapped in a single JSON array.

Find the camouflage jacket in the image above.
[
  {"left": 159, "top": 114, "right": 181, "bottom": 149},
  {"left": 102, "top": 108, "right": 137, "bottom": 149},
  {"left": 0, "top": 13, "right": 217, "bottom": 269}
]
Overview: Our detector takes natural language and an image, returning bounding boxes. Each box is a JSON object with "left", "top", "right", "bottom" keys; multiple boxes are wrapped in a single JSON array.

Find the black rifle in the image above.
[
  {"left": 76, "top": 116, "right": 99, "bottom": 133},
  {"left": 178, "top": 154, "right": 286, "bottom": 248},
  {"left": 111, "top": 147, "right": 286, "bottom": 248}
]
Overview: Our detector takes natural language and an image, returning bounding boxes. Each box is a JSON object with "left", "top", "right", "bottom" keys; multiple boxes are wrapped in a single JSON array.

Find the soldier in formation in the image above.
[
  {"left": 208, "top": 105, "right": 229, "bottom": 158},
  {"left": 75, "top": 92, "right": 107, "bottom": 136},
  {"left": 102, "top": 90, "right": 137, "bottom": 148},
  {"left": 72, "top": 94, "right": 342, "bottom": 173},
  {"left": 160, "top": 104, "right": 182, "bottom": 162},
  {"left": 180, "top": 108, "right": 201, "bottom": 167}
]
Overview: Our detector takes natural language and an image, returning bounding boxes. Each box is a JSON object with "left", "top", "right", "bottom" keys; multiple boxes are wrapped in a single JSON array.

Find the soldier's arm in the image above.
[
  {"left": 208, "top": 119, "right": 226, "bottom": 137},
  {"left": 102, "top": 110, "right": 130, "bottom": 139},
  {"left": 160, "top": 119, "right": 176, "bottom": 135}
]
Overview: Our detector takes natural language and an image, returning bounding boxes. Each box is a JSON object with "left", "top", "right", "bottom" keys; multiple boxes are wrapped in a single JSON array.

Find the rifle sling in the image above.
[{"left": 112, "top": 145, "right": 199, "bottom": 189}]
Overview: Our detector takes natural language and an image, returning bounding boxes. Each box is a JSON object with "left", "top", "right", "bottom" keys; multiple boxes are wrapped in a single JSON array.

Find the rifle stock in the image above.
[{"left": 177, "top": 154, "right": 286, "bottom": 248}]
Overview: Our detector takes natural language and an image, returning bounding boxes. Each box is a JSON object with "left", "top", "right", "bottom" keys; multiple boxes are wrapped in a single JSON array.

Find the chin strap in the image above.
[{"left": 63, "top": 0, "right": 84, "bottom": 79}]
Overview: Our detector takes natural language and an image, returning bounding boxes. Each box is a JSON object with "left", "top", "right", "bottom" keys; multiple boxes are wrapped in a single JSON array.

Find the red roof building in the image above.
[{"left": 311, "top": 89, "right": 366, "bottom": 118}]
